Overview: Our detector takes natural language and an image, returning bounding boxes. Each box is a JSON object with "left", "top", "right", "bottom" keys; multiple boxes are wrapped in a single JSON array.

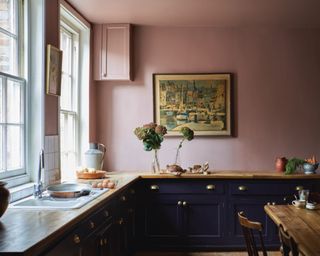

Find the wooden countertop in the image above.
[
  {"left": 140, "top": 171, "right": 320, "bottom": 179},
  {"left": 0, "top": 174, "right": 139, "bottom": 256},
  {"left": 265, "top": 205, "right": 320, "bottom": 256},
  {"left": 1, "top": 171, "right": 320, "bottom": 255}
]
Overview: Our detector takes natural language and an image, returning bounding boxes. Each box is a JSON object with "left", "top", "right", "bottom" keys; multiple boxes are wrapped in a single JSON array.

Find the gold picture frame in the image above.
[
  {"left": 46, "top": 44, "right": 62, "bottom": 96},
  {"left": 153, "top": 73, "right": 232, "bottom": 136}
]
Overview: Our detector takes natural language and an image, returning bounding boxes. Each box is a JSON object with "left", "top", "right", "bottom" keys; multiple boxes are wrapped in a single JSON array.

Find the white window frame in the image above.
[
  {"left": 59, "top": 1, "right": 90, "bottom": 178},
  {"left": 0, "top": 0, "right": 29, "bottom": 186},
  {"left": 59, "top": 17, "right": 80, "bottom": 179}
]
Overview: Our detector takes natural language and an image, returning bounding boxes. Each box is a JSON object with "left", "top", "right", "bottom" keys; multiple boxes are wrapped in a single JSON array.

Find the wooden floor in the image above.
[{"left": 135, "top": 252, "right": 281, "bottom": 256}]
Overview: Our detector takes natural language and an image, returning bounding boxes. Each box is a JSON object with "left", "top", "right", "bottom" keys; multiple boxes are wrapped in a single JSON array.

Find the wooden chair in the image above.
[
  {"left": 238, "top": 211, "right": 267, "bottom": 256},
  {"left": 278, "top": 224, "right": 299, "bottom": 256}
]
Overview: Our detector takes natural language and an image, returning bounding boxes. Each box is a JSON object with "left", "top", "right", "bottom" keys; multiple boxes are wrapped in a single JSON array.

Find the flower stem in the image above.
[{"left": 174, "top": 138, "right": 185, "bottom": 165}]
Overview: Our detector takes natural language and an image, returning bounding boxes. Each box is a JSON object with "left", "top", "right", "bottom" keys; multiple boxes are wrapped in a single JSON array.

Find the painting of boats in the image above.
[{"left": 154, "top": 73, "right": 232, "bottom": 136}]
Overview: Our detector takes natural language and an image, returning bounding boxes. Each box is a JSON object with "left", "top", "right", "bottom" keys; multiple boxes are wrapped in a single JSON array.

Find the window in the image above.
[
  {"left": 60, "top": 20, "right": 79, "bottom": 180},
  {"left": 0, "top": 0, "right": 26, "bottom": 180}
]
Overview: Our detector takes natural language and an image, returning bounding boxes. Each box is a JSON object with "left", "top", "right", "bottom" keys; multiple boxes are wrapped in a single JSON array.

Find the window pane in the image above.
[
  {"left": 7, "top": 79, "right": 22, "bottom": 123},
  {"left": 7, "top": 125, "right": 23, "bottom": 170},
  {"left": 0, "top": 32, "right": 17, "bottom": 75},
  {"left": 0, "top": 77, "right": 3, "bottom": 122},
  {"left": 0, "top": 0, "right": 17, "bottom": 34},
  {"left": 67, "top": 114, "right": 75, "bottom": 151},
  {"left": 0, "top": 125, "right": 3, "bottom": 171},
  {"left": 60, "top": 30, "right": 72, "bottom": 74},
  {"left": 61, "top": 73, "right": 72, "bottom": 110}
]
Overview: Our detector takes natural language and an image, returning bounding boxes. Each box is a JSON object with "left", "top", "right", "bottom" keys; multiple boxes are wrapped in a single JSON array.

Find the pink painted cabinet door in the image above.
[{"left": 93, "top": 24, "right": 132, "bottom": 81}]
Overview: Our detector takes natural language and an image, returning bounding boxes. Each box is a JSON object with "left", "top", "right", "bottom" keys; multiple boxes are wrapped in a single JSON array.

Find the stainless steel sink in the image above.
[{"left": 10, "top": 188, "right": 109, "bottom": 210}]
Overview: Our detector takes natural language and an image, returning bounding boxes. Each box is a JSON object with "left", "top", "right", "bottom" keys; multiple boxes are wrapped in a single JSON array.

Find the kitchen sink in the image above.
[{"left": 10, "top": 188, "right": 109, "bottom": 210}]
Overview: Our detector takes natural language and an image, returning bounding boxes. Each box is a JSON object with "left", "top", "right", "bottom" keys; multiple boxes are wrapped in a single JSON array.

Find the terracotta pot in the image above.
[
  {"left": 0, "top": 181, "right": 10, "bottom": 218},
  {"left": 275, "top": 157, "right": 288, "bottom": 172}
]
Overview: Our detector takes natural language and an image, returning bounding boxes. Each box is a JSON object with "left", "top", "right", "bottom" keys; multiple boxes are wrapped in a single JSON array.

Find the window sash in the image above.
[
  {"left": 0, "top": 72, "right": 26, "bottom": 179},
  {"left": 0, "top": 0, "right": 21, "bottom": 77},
  {"left": 60, "top": 20, "right": 79, "bottom": 177}
]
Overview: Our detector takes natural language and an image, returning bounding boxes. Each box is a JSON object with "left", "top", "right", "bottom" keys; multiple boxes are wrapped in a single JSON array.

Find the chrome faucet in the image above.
[{"left": 34, "top": 149, "right": 44, "bottom": 198}]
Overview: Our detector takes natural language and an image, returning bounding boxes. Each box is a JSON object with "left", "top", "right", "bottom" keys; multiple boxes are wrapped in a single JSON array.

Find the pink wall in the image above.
[
  {"left": 45, "top": 0, "right": 59, "bottom": 136},
  {"left": 92, "top": 27, "right": 320, "bottom": 171}
]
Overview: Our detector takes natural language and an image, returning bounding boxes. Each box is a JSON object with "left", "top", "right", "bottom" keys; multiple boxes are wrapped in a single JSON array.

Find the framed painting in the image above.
[
  {"left": 46, "top": 44, "right": 62, "bottom": 96},
  {"left": 153, "top": 73, "right": 232, "bottom": 136}
]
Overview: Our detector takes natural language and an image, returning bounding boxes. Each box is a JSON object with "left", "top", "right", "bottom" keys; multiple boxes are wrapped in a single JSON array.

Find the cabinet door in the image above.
[
  {"left": 228, "top": 197, "right": 277, "bottom": 248},
  {"left": 93, "top": 24, "right": 132, "bottom": 81},
  {"left": 142, "top": 195, "right": 183, "bottom": 248},
  {"left": 182, "top": 195, "right": 226, "bottom": 247},
  {"left": 98, "top": 222, "right": 114, "bottom": 256}
]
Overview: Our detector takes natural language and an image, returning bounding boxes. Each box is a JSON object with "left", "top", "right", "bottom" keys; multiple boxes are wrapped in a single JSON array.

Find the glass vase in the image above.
[{"left": 152, "top": 149, "right": 160, "bottom": 173}]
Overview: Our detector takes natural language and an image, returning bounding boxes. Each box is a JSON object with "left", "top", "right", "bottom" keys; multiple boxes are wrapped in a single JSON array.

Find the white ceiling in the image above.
[{"left": 67, "top": 0, "right": 320, "bottom": 28}]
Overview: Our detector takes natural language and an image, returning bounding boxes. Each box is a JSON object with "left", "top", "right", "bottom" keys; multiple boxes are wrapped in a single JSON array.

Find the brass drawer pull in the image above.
[
  {"left": 89, "top": 221, "right": 95, "bottom": 229},
  {"left": 238, "top": 185, "right": 248, "bottom": 191},
  {"left": 120, "top": 196, "right": 127, "bottom": 202},
  {"left": 104, "top": 210, "right": 109, "bottom": 218},
  {"left": 177, "top": 201, "right": 182, "bottom": 206},
  {"left": 104, "top": 238, "right": 108, "bottom": 245},
  {"left": 118, "top": 218, "right": 124, "bottom": 225},
  {"left": 182, "top": 201, "right": 187, "bottom": 206},
  {"left": 296, "top": 186, "right": 304, "bottom": 191},
  {"left": 150, "top": 185, "right": 159, "bottom": 190},
  {"left": 206, "top": 184, "right": 215, "bottom": 190},
  {"left": 73, "top": 234, "right": 81, "bottom": 244}
]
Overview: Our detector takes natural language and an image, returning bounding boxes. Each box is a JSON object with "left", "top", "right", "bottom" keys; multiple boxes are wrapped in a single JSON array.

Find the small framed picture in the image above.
[
  {"left": 153, "top": 73, "right": 232, "bottom": 136},
  {"left": 46, "top": 44, "right": 62, "bottom": 96}
]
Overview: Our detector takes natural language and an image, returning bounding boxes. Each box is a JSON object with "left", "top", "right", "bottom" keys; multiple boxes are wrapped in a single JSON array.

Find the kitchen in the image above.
[{"left": 0, "top": 0, "right": 320, "bottom": 255}]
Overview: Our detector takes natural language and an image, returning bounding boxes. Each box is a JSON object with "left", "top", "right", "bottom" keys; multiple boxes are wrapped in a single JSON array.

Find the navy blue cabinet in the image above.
[
  {"left": 136, "top": 178, "right": 320, "bottom": 251},
  {"left": 136, "top": 180, "right": 226, "bottom": 249}
]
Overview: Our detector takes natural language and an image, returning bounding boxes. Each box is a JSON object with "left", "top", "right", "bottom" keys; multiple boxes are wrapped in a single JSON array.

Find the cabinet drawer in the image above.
[
  {"left": 229, "top": 181, "right": 314, "bottom": 196},
  {"left": 143, "top": 180, "right": 225, "bottom": 194}
]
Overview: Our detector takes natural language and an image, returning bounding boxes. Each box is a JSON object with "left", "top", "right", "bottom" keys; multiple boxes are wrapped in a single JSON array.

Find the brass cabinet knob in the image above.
[
  {"left": 100, "top": 238, "right": 104, "bottom": 246},
  {"left": 118, "top": 218, "right": 124, "bottom": 225},
  {"left": 104, "top": 238, "right": 108, "bottom": 245},
  {"left": 296, "top": 186, "right": 304, "bottom": 191},
  {"left": 73, "top": 234, "right": 81, "bottom": 244},
  {"left": 120, "top": 195, "right": 127, "bottom": 202},
  {"left": 150, "top": 185, "right": 159, "bottom": 190},
  {"left": 238, "top": 185, "right": 248, "bottom": 191},
  {"left": 177, "top": 201, "right": 182, "bottom": 206},
  {"left": 89, "top": 221, "right": 95, "bottom": 229},
  {"left": 206, "top": 184, "right": 215, "bottom": 190},
  {"left": 104, "top": 210, "right": 109, "bottom": 218},
  {"left": 182, "top": 201, "right": 187, "bottom": 206}
]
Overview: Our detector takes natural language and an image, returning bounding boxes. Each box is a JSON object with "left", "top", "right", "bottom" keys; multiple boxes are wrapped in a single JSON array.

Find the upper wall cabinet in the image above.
[{"left": 93, "top": 24, "right": 132, "bottom": 81}]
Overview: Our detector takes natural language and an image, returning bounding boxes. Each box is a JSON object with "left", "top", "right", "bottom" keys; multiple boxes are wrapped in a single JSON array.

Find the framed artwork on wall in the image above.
[
  {"left": 153, "top": 73, "right": 232, "bottom": 136},
  {"left": 46, "top": 44, "right": 62, "bottom": 96}
]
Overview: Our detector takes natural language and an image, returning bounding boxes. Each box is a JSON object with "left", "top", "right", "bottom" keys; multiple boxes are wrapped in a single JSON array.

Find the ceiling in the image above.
[{"left": 67, "top": 0, "right": 320, "bottom": 28}]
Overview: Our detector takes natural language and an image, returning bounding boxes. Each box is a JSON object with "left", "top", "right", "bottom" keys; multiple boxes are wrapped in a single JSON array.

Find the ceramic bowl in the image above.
[{"left": 303, "top": 163, "right": 319, "bottom": 174}]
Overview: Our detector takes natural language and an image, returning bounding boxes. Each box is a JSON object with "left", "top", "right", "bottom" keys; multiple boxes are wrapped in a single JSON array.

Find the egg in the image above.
[
  {"left": 91, "top": 182, "right": 98, "bottom": 188},
  {"left": 96, "top": 182, "right": 103, "bottom": 188},
  {"left": 107, "top": 181, "right": 115, "bottom": 189}
]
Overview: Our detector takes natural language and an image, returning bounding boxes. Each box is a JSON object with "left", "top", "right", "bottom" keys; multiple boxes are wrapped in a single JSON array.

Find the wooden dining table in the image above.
[{"left": 265, "top": 205, "right": 320, "bottom": 256}]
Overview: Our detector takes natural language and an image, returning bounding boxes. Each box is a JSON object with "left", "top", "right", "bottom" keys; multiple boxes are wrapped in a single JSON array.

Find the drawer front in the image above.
[
  {"left": 143, "top": 180, "right": 225, "bottom": 194},
  {"left": 229, "top": 181, "right": 314, "bottom": 196}
]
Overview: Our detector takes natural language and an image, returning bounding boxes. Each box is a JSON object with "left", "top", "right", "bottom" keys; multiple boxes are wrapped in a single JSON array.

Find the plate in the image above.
[{"left": 76, "top": 170, "right": 107, "bottom": 179}]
